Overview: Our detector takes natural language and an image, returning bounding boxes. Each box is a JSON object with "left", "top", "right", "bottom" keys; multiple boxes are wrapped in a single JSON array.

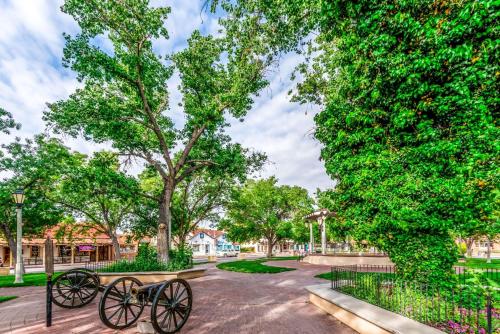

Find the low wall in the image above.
[
  {"left": 98, "top": 268, "right": 206, "bottom": 285},
  {"left": 304, "top": 254, "right": 393, "bottom": 266},
  {"left": 307, "top": 284, "right": 444, "bottom": 334}
]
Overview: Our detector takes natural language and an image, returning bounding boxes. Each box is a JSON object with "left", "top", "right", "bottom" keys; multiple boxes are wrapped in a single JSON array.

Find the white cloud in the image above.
[{"left": 0, "top": 0, "right": 334, "bottom": 194}]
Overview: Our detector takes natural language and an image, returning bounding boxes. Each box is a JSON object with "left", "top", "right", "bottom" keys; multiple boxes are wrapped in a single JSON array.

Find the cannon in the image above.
[
  {"left": 99, "top": 277, "right": 192, "bottom": 333},
  {"left": 51, "top": 268, "right": 101, "bottom": 308},
  {"left": 51, "top": 269, "right": 193, "bottom": 333}
]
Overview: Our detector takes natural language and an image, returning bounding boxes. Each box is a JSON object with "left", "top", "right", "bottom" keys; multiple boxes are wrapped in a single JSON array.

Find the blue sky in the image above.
[{"left": 0, "top": 0, "right": 335, "bottom": 193}]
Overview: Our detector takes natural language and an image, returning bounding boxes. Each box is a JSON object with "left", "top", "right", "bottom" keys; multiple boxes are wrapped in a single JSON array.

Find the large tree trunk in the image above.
[
  {"left": 266, "top": 237, "right": 274, "bottom": 258},
  {"left": 109, "top": 231, "right": 121, "bottom": 260},
  {"left": 465, "top": 237, "right": 474, "bottom": 257},
  {"left": 157, "top": 184, "right": 173, "bottom": 262},
  {"left": 486, "top": 238, "right": 492, "bottom": 264}
]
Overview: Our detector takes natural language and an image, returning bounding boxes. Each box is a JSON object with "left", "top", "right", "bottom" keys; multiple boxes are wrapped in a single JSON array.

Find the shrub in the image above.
[
  {"left": 101, "top": 243, "right": 193, "bottom": 273},
  {"left": 168, "top": 245, "right": 193, "bottom": 271},
  {"left": 457, "top": 243, "right": 467, "bottom": 258},
  {"left": 240, "top": 247, "right": 254, "bottom": 253}
]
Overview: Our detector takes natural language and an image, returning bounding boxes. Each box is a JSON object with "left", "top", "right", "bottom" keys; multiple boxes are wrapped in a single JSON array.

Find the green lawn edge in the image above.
[
  {"left": 455, "top": 258, "right": 500, "bottom": 270},
  {"left": 0, "top": 272, "right": 62, "bottom": 288},
  {"left": 0, "top": 296, "right": 18, "bottom": 303},
  {"left": 216, "top": 257, "right": 298, "bottom": 274}
]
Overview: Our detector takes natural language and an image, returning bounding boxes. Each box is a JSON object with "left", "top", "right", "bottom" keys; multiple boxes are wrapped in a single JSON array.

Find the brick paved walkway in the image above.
[{"left": 0, "top": 260, "right": 356, "bottom": 334}]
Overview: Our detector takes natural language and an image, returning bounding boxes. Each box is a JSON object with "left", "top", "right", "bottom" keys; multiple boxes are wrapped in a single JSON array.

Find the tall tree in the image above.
[
  {"left": 45, "top": 0, "right": 267, "bottom": 261},
  {"left": 214, "top": 0, "right": 499, "bottom": 282},
  {"left": 221, "top": 177, "right": 313, "bottom": 258},
  {"left": 129, "top": 148, "right": 265, "bottom": 245},
  {"left": 50, "top": 152, "right": 140, "bottom": 260},
  {"left": 0, "top": 135, "right": 73, "bottom": 267}
]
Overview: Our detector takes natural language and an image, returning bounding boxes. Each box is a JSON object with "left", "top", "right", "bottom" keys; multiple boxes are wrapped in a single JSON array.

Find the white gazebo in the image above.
[{"left": 304, "top": 209, "right": 335, "bottom": 255}]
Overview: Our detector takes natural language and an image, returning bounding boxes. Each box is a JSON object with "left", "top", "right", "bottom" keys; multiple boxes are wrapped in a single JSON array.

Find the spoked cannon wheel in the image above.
[
  {"left": 99, "top": 277, "right": 145, "bottom": 330},
  {"left": 151, "top": 279, "right": 193, "bottom": 334},
  {"left": 51, "top": 269, "right": 99, "bottom": 308}
]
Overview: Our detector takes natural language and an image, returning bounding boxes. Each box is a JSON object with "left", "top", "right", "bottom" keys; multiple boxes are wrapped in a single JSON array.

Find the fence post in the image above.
[
  {"left": 331, "top": 267, "right": 333, "bottom": 290},
  {"left": 376, "top": 273, "right": 381, "bottom": 304},
  {"left": 487, "top": 292, "right": 492, "bottom": 334},
  {"left": 44, "top": 237, "right": 54, "bottom": 327}
]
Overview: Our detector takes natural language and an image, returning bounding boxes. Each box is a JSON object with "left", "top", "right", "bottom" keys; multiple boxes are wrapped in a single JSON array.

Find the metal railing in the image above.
[
  {"left": 84, "top": 259, "right": 120, "bottom": 272},
  {"left": 329, "top": 265, "right": 499, "bottom": 334},
  {"left": 23, "top": 257, "right": 42, "bottom": 265}
]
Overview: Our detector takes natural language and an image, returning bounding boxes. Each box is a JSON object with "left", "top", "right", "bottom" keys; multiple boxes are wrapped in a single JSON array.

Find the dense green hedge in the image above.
[{"left": 101, "top": 243, "right": 193, "bottom": 273}]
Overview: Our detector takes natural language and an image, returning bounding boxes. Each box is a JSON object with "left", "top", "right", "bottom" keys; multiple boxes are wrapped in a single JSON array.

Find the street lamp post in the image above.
[{"left": 12, "top": 188, "right": 25, "bottom": 284}]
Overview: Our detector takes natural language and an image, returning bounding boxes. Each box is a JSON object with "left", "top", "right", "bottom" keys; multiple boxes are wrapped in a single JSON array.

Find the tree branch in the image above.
[{"left": 174, "top": 125, "right": 207, "bottom": 174}]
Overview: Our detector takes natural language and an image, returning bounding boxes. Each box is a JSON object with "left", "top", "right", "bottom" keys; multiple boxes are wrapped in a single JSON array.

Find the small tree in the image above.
[
  {"left": 45, "top": 0, "right": 268, "bottom": 261},
  {"left": 51, "top": 152, "right": 140, "bottom": 260},
  {"left": 0, "top": 135, "right": 73, "bottom": 267},
  {"left": 222, "top": 177, "right": 313, "bottom": 258}
]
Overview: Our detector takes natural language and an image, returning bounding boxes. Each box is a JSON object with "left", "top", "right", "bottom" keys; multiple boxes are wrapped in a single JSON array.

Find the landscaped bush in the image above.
[
  {"left": 457, "top": 243, "right": 467, "bottom": 258},
  {"left": 240, "top": 247, "right": 254, "bottom": 253},
  {"left": 100, "top": 243, "right": 193, "bottom": 273},
  {"left": 325, "top": 267, "right": 499, "bottom": 334}
]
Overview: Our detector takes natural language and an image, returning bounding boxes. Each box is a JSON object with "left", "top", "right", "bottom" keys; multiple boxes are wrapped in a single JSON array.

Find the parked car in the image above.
[{"left": 216, "top": 245, "right": 239, "bottom": 257}]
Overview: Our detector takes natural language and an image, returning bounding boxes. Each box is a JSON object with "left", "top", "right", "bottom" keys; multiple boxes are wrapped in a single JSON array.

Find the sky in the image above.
[{"left": 0, "top": 0, "right": 335, "bottom": 194}]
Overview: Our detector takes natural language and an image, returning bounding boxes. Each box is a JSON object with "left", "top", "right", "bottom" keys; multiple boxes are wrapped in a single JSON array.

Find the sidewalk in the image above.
[{"left": 0, "top": 260, "right": 357, "bottom": 334}]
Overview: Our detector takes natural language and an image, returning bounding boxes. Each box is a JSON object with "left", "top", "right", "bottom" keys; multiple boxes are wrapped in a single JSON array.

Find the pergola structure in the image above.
[{"left": 304, "top": 209, "right": 335, "bottom": 255}]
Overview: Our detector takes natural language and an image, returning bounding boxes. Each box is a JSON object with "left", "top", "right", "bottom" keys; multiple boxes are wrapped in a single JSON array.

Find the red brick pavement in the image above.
[{"left": 0, "top": 260, "right": 357, "bottom": 334}]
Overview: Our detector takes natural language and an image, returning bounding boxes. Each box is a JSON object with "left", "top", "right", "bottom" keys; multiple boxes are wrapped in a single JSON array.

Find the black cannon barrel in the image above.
[{"left": 131, "top": 282, "right": 164, "bottom": 298}]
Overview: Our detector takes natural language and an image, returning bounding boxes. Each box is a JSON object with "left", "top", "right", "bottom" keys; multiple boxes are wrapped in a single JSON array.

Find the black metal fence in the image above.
[
  {"left": 329, "top": 265, "right": 499, "bottom": 334},
  {"left": 84, "top": 259, "right": 120, "bottom": 272},
  {"left": 23, "top": 257, "right": 42, "bottom": 265}
]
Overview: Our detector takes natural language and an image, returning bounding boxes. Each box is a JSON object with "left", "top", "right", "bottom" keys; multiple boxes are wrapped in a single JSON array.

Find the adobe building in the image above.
[{"left": 0, "top": 225, "right": 137, "bottom": 268}]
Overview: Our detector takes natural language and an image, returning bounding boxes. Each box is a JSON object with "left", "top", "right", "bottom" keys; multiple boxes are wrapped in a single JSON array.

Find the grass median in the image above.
[
  {"left": 456, "top": 258, "right": 500, "bottom": 269},
  {"left": 0, "top": 296, "right": 17, "bottom": 303},
  {"left": 0, "top": 272, "right": 61, "bottom": 288},
  {"left": 216, "top": 257, "right": 298, "bottom": 274}
]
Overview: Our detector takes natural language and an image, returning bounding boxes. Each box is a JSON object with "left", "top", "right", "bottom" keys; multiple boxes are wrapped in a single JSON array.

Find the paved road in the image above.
[{"left": 0, "top": 260, "right": 356, "bottom": 334}]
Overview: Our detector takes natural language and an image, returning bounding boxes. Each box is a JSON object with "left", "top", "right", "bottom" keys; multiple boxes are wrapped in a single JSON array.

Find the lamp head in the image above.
[{"left": 12, "top": 188, "right": 25, "bottom": 207}]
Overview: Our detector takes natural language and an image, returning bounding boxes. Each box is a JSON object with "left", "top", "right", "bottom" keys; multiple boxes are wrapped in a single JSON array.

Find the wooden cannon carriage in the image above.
[{"left": 51, "top": 268, "right": 192, "bottom": 333}]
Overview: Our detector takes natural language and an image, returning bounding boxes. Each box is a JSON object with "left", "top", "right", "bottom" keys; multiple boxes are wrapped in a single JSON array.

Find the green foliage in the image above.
[
  {"left": 215, "top": 0, "right": 500, "bottom": 283},
  {"left": 101, "top": 258, "right": 170, "bottom": 273},
  {"left": 136, "top": 242, "right": 158, "bottom": 261},
  {"left": 0, "top": 135, "right": 75, "bottom": 246},
  {"left": 459, "top": 258, "right": 500, "bottom": 270},
  {"left": 0, "top": 108, "right": 20, "bottom": 134},
  {"left": 101, "top": 243, "right": 193, "bottom": 272},
  {"left": 50, "top": 151, "right": 140, "bottom": 258},
  {"left": 46, "top": 0, "right": 269, "bottom": 259},
  {"left": 168, "top": 244, "right": 193, "bottom": 270},
  {"left": 239, "top": 246, "right": 254, "bottom": 253},
  {"left": 216, "top": 258, "right": 296, "bottom": 274},
  {"left": 220, "top": 177, "right": 313, "bottom": 256},
  {"left": 129, "top": 160, "right": 264, "bottom": 243},
  {"left": 457, "top": 242, "right": 467, "bottom": 257}
]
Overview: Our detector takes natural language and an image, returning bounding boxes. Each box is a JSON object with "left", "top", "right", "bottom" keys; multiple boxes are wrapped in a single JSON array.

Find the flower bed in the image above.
[{"left": 328, "top": 266, "right": 499, "bottom": 334}]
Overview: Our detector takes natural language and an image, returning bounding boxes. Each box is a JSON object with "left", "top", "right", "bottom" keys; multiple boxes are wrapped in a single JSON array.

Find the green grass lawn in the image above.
[
  {"left": 216, "top": 257, "right": 297, "bottom": 274},
  {"left": 0, "top": 296, "right": 17, "bottom": 303},
  {"left": 0, "top": 272, "right": 61, "bottom": 288},
  {"left": 456, "top": 258, "right": 500, "bottom": 269}
]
